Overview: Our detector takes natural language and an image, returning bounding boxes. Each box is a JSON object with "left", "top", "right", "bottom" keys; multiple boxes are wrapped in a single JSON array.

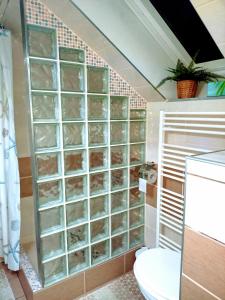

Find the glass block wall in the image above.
[{"left": 26, "top": 24, "right": 146, "bottom": 286}]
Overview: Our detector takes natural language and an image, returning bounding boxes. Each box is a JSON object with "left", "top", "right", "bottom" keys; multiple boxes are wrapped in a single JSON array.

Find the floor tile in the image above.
[{"left": 77, "top": 272, "right": 144, "bottom": 300}]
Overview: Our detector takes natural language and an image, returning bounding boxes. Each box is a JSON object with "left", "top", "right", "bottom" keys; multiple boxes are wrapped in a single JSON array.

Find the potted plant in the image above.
[{"left": 157, "top": 58, "right": 225, "bottom": 99}]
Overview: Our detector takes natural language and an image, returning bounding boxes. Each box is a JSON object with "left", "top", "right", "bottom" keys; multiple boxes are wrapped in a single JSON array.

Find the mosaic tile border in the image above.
[
  {"left": 20, "top": 251, "right": 42, "bottom": 292},
  {"left": 25, "top": 0, "right": 147, "bottom": 109}
]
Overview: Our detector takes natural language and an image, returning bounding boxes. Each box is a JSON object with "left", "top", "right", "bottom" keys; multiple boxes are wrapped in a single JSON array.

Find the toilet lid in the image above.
[{"left": 134, "top": 248, "right": 181, "bottom": 300}]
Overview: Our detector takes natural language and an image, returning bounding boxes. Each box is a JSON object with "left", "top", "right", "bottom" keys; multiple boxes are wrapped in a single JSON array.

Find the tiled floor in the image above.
[
  {"left": 78, "top": 272, "right": 145, "bottom": 300},
  {"left": 0, "top": 263, "right": 26, "bottom": 300}
]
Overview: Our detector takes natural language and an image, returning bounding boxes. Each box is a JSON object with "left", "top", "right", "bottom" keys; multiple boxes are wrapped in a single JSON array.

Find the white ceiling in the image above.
[{"left": 191, "top": 0, "right": 225, "bottom": 57}]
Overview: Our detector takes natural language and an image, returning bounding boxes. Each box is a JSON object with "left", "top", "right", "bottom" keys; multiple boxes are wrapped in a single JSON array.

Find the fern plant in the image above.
[{"left": 157, "top": 58, "right": 225, "bottom": 88}]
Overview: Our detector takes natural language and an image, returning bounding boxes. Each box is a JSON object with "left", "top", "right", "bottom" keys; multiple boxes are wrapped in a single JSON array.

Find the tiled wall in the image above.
[
  {"left": 18, "top": 247, "right": 138, "bottom": 300},
  {"left": 181, "top": 227, "right": 225, "bottom": 300},
  {"left": 19, "top": 157, "right": 32, "bottom": 198},
  {"left": 145, "top": 183, "right": 157, "bottom": 248}
]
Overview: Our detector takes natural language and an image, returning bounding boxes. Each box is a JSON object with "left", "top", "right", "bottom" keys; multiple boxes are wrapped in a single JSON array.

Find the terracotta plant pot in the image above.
[{"left": 177, "top": 80, "right": 198, "bottom": 99}]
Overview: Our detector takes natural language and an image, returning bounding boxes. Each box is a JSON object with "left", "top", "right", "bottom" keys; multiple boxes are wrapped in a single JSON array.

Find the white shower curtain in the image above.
[{"left": 0, "top": 29, "right": 20, "bottom": 271}]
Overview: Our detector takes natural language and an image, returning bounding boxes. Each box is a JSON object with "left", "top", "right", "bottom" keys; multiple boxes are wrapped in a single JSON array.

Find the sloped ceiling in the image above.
[
  {"left": 71, "top": 0, "right": 225, "bottom": 99},
  {"left": 191, "top": 0, "right": 225, "bottom": 57},
  {"left": 41, "top": 0, "right": 165, "bottom": 101},
  {"left": 2, "top": 0, "right": 225, "bottom": 102},
  {"left": 70, "top": 0, "right": 188, "bottom": 100}
]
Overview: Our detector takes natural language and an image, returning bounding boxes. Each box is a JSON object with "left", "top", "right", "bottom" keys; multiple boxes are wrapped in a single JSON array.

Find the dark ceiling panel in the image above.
[{"left": 150, "top": 0, "right": 224, "bottom": 63}]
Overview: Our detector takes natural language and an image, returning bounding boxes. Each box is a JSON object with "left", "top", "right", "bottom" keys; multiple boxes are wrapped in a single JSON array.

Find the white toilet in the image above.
[{"left": 134, "top": 248, "right": 181, "bottom": 300}]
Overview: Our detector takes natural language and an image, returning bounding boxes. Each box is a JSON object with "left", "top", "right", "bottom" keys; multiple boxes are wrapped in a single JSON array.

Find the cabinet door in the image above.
[{"left": 185, "top": 173, "right": 225, "bottom": 244}]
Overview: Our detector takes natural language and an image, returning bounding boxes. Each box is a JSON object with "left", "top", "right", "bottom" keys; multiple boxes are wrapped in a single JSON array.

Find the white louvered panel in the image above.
[
  {"left": 160, "top": 234, "right": 181, "bottom": 251},
  {"left": 156, "top": 111, "right": 225, "bottom": 252}
]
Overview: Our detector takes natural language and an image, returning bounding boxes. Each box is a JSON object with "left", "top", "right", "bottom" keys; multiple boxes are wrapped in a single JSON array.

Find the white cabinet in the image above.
[{"left": 185, "top": 150, "right": 225, "bottom": 244}]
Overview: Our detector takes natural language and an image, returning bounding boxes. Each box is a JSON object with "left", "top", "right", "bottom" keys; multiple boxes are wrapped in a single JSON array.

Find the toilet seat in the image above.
[{"left": 134, "top": 248, "right": 181, "bottom": 300}]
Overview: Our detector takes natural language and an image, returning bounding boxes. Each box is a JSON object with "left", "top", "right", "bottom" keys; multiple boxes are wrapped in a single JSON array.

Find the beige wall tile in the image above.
[
  {"left": 146, "top": 183, "right": 157, "bottom": 207},
  {"left": 181, "top": 275, "right": 218, "bottom": 300},
  {"left": 20, "top": 197, "right": 36, "bottom": 244},
  {"left": 183, "top": 227, "right": 225, "bottom": 299},
  {"left": 145, "top": 225, "right": 156, "bottom": 248},
  {"left": 19, "top": 157, "right": 32, "bottom": 178},
  {"left": 10, "top": 277, "right": 25, "bottom": 299},
  {"left": 18, "top": 269, "right": 33, "bottom": 300},
  {"left": 20, "top": 177, "right": 33, "bottom": 198},
  {"left": 85, "top": 255, "right": 124, "bottom": 292},
  {"left": 34, "top": 273, "right": 84, "bottom": 300},
  {"left": 125, "top": 249, "right": 137, "bottom": 273},
  {"left": 163, "top": 177, "right": 183, "bottom": 195}
]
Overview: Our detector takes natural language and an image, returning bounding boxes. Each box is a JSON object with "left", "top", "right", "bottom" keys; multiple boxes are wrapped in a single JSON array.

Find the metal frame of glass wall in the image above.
[{"left": 23, "top": 22, "right": 146, "bottom": 287}]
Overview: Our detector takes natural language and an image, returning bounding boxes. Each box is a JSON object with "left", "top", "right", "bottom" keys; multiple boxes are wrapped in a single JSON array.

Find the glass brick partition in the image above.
[{"left": 25, "top": 24, "right": 146, "bottom": 286}]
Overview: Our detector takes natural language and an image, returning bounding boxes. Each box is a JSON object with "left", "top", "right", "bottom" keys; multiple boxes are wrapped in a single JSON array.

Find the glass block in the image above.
[
  {"left": 111, "top": 168, "right": 127, "bottom": 191},
  {"left": 38, "top": 180, "right": 62, "bottom": 208},
  {"left": 34, "top": 124, "right": 59, "bottom": 150},
  {"left": 68, "top": 247, "right": 89, "bottom": 275},
  {"left": 110, "top": 122, "right": 127, "bottom": 145},
  {"left": 66, "top": 200, "right": 88, "bottom": 226},
  {"left": 111, "top": 212, "right": 127, "bottom": 235},
  {"left": 130, "top": 121, "right": 146, "bottom": 143},
  {"left": 67, "top": 223, "right": 88, "bottom": 251},
  {"left": 36, "top": 153, "right": 60, "bottom": 179},
  {"left": 90, "top": 195, "right": 108, "bottom": 220},
  {"left": 32, "top": 93, "right": 58, "bottom": 121},
  {"left": 130, "top": 109, "right": 146, "bottom": 120},
  {"left": 130, "top": 165, "right": 141, "bottom": 187},
  {"left": 87, "top": 66, "right": 108, "bottom": 94},
  {"left": 111, "top": 233, "right": 128, "bottom": 257},
  {"left": 89, "top": 148, "right": 107, "bottom": 171},
  {"left": 59, "top": 47, "right": 85, "bottom": 63},
  {"left": 130, "top": 144, "right": 145, "bottom": 165},
  {"left": 65, "top": 176, "right": 87, "bottom": 201},
  {"left": 88, "top": 95, "right": 108, "bottom": 120},
  {"left": 130, "top": 187, "right": 144, "bottom": 208},
  {"left": 28, "top": 25, "right": 56, "bottom": 58},
  {"left": 41, "top": 232, "right": 65, "bottom": 261},
  {"left": 91, "top": 240, "right": 109, "bottom": 265},
  {"left": 88, "top": 123, "right": 107, "bottom": 146},
  {"left": 111, "top": 145, "right": 127, "bottom": 168},
  {"left": 60, "top": 63, "right": 84, "bottom": 92},
  {"left": 129, "top": 226, "right": 144, "bottom": 248},
  {"left": 64, "top": 150, "right": 86, "bottom": 175},
  {"left": 63, "top": 123, "right": 85, "bottom": 148},
  {"left": 110, "top": 96, "right": 128, "bottom": 120},
  {"left": 129, "top": 206, "right": 144, "bottom": 228},
  {"left": 61, "top": 94, "right": 85, "bottom": 121},
  {"left": 40, "top": 206, "right": 64, "bottom": 234},
  {"left": 111, "top": 190, "right": 127, "bottom": 213},
  {"left": 91, "top": 217, "right": 109, "bottom": 242},
  {"left": 30, "top": 60, "right": 57, "bottom": 90},
  {"left": 90, "top": 172, "right": 108, "bottom": 196},
  {"left": 43, "top": 256, "right": 66, "bottom": 286}
]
